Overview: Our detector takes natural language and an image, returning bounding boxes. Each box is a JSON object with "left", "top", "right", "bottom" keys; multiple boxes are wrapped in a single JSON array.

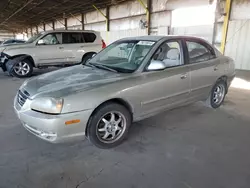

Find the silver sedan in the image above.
[{"left": 14, "top": 36, "right": 235, "bottom": 148}]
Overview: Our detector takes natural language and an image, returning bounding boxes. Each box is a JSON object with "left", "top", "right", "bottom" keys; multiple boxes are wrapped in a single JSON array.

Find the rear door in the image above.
[
  {"left": 184, "top": 39, "right": 221, "bottom": 101},
  {"left": 62, "top": 32, "right": 85, "bottom": 64},
  {"left": 61, "top": 32, "right": 101, "bottom": 64},
  {"left": 139, "top": 39, "right": 190, "bottom": 116}
]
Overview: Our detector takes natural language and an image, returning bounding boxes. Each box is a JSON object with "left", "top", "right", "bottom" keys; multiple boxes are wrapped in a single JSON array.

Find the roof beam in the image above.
[{"left": 0, "top": 0, "right": 35, "bottom": 26}]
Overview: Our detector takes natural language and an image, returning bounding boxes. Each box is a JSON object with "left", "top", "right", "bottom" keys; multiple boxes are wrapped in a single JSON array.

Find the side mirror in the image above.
[
  {"left": 147, "top": 60, "right": 165, "bottom": 71},
  {"left": 37, "top": 39, "right": 45, "bottom": 45}
]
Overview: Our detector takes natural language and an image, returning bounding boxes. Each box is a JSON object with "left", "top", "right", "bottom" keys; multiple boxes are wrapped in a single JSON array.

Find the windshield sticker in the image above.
[{"left": 137, "top": 41, "right": 155, "bottom": 46}]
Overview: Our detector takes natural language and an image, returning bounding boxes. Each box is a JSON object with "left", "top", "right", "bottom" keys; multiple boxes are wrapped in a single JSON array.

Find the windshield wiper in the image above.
[{"left": 88, "top": 62, "right": 118, "bottom": 73}]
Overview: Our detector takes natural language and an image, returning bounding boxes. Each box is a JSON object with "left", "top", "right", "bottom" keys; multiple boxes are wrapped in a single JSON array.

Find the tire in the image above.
[
  {"left": 81, "top": 53, "right": 96, "bottom": 64},
  {"left": 206, "top": 80, "right": 227, "bottom": 109},
  {"left": 87, "top": 103, "right": 132, "bottom": 149},
  {"left": 11, "top": 58, "right": 33, "bottom": 78}
]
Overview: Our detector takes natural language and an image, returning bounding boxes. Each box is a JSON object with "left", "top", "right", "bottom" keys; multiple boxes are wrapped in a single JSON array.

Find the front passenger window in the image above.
[{"left": 153, "top": 41, "right": 182, "bottom": 68}]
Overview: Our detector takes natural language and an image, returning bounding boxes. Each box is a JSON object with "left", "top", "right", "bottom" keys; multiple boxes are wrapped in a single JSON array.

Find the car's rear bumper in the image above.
[{"left": 14, "top": 103, "right": 93, "bottom": 143}]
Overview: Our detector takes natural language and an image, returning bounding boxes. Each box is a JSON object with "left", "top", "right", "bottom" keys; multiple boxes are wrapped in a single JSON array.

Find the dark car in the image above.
[{"left": 1, "top": 39, "right": 25, "bottom": 46}]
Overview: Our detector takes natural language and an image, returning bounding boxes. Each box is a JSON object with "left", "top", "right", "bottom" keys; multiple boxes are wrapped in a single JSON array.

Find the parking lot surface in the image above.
[{"left": 0, "top": 69, "right": 250, "bottom": 188}]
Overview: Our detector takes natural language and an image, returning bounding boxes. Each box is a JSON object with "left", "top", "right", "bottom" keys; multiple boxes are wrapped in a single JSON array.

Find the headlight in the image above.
[{"left": 31, "top": 98, "right": 63, "bottom": 114}]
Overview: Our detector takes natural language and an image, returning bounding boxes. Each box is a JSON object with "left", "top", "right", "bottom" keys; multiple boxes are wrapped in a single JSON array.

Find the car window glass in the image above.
[
  {"left": 89, "top": 40, "right": 154, "bottom": 73},
  {"left": 186, "top": 41, "right": 215, "bottom": 64},
  {"left": 100, "top": 43, "right": 133, "bottom": 61},
  {"left": 62, "top": 33, "right": 84, "bottom": 44},
  {"left": 83, "top": 33, "right": 96, "bottom": 43},
  {"left": 152, "top": 41, "right": 182, "bottom": 68},
  {"left": 4, "top": 40, "right": 13, "bottom": 44},
  {"left": 42, "top": 34, "right": 59, "bottom": 45}
]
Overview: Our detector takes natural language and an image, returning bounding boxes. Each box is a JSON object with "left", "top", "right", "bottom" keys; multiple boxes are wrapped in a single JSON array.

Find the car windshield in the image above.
[
  {"left": 26, "top": 33, "right": 43, "bottom": 43},
  {"left": 88, "top": 40, "right": 155, "bottom": 73}
]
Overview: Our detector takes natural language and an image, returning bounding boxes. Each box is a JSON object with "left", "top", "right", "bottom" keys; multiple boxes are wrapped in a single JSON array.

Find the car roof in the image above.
[
  {"left": 42, "top": 30, "right": 99, "bottom": 34},
  {"left": 118, "top": 35, "right": 209, "bottom": 42}
]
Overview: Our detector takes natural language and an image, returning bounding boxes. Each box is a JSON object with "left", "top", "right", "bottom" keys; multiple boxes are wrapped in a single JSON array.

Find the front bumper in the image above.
[{"left": 14, "top": 97, "right": 93, "bottom": 143}]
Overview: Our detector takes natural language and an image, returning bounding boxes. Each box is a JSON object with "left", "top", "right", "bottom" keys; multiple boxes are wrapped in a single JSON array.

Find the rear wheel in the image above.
[
  {"left": 81, "top": 53, "right": 96, "bottom": 64},
  {"left": 87, "top": 103, "right": 132, "bottom": 149},
  {"left": 206, "top": 80, "right": 227, "bottom": 108},
  {"left": 12, "top": 59, "right": 33, "bottom": 78}
]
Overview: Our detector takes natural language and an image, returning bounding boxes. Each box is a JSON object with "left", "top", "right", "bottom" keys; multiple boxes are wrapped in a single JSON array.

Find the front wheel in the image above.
[
  {"left": 87, "top": 103, "right": 132, "bottom": 149},
  {"left": 206, "top": 80, "right": 227, "bottom": 108},
  {"left": 12, "top": 59, "right": 33, "bottom": 78}
]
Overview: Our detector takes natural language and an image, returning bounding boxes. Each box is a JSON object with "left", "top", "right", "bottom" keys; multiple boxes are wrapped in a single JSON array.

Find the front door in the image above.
[
  {"left": 139, "top": 40, "right": 190, "bottom": 116},
  {"left": 184, "top": 39, "right": 221, "bottom": 101},
  {"left": 35, "top": 32, "right": 66, "bottom": 66}
]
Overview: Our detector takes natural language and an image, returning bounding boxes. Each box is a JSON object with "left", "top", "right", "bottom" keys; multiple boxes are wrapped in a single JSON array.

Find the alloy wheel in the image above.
[
  {"left": 96, "top": 111, "right": 126, "bottom": 143},
  {"left": 213, "top": 84, "right": 225, "bottom": 105},
  {"left": 13, "top": 62, "right": 30, "bottom": 76}
]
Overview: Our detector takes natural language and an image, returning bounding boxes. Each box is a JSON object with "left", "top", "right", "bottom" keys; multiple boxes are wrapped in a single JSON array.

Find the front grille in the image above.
[{"left": 17, "top": 90, "right": 30, "bottom": 107}]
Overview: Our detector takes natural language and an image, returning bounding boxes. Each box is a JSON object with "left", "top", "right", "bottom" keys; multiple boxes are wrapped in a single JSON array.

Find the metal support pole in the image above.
[
  {"left": 146, "top": 0, "right": 151, "bottom": 35},
  {"left": 65, "top": 18, "right": 68, "bottom": 30},
  {"left": 220, "top": 0, "right": 232, "bottom": 54},
  {"left": 26, "top": 28, "right": 28, "bottom": 38},
  {"left": 81, "top": 13, "right": 85, "bottom": 30},
  {"left": 43, "top": 23, "right": 46, "bottom": 31},
  {"left": 137, "top": 0, "right": 150, "bottom": 35},
  {"left": 52, "top": 21, "right": 55, "bottom": 30},
  {"left": 92, "top": 5, "right": 109, "bottom": 31},
  {"left": 106, "top": 6, "right": 110, "bottom": 32},
  {"left": 30, "top": 27, "right": 33, "bottom": 36},
  {"left": 36, "top": 26, "right": 38, "bottom": 33}
]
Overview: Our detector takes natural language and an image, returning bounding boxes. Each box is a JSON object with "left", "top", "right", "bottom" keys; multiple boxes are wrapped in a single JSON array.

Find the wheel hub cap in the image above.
[
  {"left": 97, "top": 112, "right": 126, "bottom": 143},
  {"left": 13, "top": 62, "right": 30, "bottom": 76},
  {"left": 213, "top": 84, "right": 225, "bottom": 105}
]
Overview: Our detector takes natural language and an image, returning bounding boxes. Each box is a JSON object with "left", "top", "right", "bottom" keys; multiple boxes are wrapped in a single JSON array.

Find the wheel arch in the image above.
[
  {"left": 217, "top": 75, "right": 228, "bottom": 93},
  {"left": 82, "top": 52, "right": 96, "bottom": 61},
  {"left": 85, "top": 98, "right": 134, "bottom": 137},
  {"left": 11, "top": 54, "right": 35, "bottom": 67}
]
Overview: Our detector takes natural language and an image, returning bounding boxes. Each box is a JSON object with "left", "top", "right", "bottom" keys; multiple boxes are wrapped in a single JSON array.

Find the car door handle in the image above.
[
  {"left": 58, "top": 47, "right": 64, "bottom": 49},
  {"left": 180, "top": 74, "right": 188, "bottom": 79},
  {"left": 80, "top": 46, "right": 84, "bottom": 48},
  {"left": 214, "top": 66, "right": 218, "bottom": 71}
]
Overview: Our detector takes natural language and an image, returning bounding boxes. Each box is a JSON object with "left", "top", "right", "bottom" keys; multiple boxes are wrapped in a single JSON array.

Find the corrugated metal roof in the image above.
[{"left": 225, "top": 20, "right": 250, "bottom": 70}]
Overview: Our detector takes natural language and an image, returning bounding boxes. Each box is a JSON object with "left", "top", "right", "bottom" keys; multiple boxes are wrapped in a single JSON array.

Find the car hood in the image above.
[
  {"left": 1, "top": 43, "right": 33, "bottom": 52},
  {"left": 21, "top": 65, "right": 129, "bottom": 99}
]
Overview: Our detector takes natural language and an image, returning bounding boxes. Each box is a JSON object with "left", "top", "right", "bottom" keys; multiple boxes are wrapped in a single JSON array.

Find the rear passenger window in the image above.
[
  {"left": 186, "top": 41, "right": 215, "bottom": 64},
  {"left": 62, "top": 33, "right": 84, "bottom": 44},
  {"left": 83, "top": 33, "right": 96, "bottom": 43}
]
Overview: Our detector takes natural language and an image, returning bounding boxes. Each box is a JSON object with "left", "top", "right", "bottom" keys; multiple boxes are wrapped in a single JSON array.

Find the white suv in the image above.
[{"left": 0, "top": 30, "right": 106, "bottom": 78}]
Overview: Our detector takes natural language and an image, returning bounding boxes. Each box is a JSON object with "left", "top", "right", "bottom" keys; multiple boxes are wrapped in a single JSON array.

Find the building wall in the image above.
[
  {"left": 0, "top": 30, "right": 14, "bottom": 41},
  {"left": 20, "top": 0, "right": 250, "bottom": 71},
  {"left": 55, "top": 19, "right": 65, "bottom": 30},
  {"left": 67, "top": 14, "right": 82, "bottom": 30},
  {"left": 224, "top": 1, "right": 250, "bottom": 70}
]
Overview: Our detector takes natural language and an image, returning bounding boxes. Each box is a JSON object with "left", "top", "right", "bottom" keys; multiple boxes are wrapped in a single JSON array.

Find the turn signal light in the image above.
[{"left": 65, "top": 119, "right": 80, "bottom": 125}]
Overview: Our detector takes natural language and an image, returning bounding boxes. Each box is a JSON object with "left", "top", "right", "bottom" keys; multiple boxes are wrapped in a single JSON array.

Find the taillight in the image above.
[{"left": 102, "top": 40, "right": 106, "bottom": 49}]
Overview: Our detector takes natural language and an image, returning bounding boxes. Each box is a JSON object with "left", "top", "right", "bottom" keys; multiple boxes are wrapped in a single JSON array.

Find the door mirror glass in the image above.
[
  {"left": 37, "top": 39, "right": 45, "bottom": 45},
  {"left": 147, "top": 60, "right": 165, "bottom": 71}
]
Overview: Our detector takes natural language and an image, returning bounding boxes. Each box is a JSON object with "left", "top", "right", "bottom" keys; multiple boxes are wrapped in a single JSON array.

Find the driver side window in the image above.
[
  {"left": 41, "top": 33, "right": 60, "bottom": 45},
  {"left": 152, "top": 41, "right": 182, "bottom": 68}
]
